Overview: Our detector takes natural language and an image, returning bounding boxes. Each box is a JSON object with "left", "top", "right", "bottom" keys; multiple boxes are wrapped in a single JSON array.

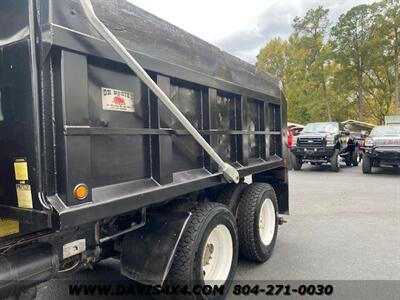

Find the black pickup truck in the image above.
[
  {"left": 291, "top": 122, "right": 359, "bottom": 172},
  {"left": 362, "top": 125, "right": 400, "bottom": 173}
]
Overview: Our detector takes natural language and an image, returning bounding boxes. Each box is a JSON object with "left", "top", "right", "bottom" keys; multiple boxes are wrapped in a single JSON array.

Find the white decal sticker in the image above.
[{"left": 102, "top": 87, "right": 135, "bottom": 113}]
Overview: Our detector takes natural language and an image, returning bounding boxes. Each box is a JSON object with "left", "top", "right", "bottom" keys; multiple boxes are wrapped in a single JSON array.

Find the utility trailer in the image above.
[{"left": 0, "top": 0, "right": 289, "bottom": 298}]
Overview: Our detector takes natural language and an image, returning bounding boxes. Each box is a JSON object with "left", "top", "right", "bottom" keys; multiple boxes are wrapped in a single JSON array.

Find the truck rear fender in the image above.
[
  {"left": 253, "top": 168, "right": 289, "bottom": 215},
  {"left": 120, "top": 211, "right": 191, "bottom": 286}
]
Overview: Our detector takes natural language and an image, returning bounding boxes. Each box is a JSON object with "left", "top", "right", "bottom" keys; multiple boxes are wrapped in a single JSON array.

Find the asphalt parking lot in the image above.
[
  {"left": 38, "top": 163, "right": 400, "bottom": 298},
  {"left": 237, "top": 164, "right": 400, "bottom": 281}
]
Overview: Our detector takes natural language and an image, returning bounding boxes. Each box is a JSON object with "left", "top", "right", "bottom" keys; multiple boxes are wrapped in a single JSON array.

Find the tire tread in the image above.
[
  {"left": 237, "top": 183, "right": 277, "bottom": 262},
  {"left": 217, "top": 182, "right": 247, "bottom": 213},
  {"left": 168, "top": 202, "right": 228, "bottom": 282}
]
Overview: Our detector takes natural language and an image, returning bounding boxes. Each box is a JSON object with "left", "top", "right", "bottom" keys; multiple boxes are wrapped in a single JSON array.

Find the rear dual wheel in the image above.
[
  {"left": 167, "top": 202, "right": 238, "bottom": 299},
  {"left": 237, "top": 183, "right": 279, "bottom": 263},
  {"left": 217, "top": 182, "right": 248, "bottom": 215},
  {"left": 168, "top": 184, "right": 279, "bottom": 299},
  {"left": 217, "top": 183, "right": 279, "bottom": 263}
]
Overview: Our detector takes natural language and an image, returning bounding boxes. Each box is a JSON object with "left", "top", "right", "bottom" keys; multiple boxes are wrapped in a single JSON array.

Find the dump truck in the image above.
[{"left": 0, "top": 0, "right": 289, "bottom": 298}]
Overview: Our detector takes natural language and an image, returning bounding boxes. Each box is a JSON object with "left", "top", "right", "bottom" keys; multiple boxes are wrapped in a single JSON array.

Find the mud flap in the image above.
[{"left": 120, "top": 212, "right": 191, "bottom": 286}]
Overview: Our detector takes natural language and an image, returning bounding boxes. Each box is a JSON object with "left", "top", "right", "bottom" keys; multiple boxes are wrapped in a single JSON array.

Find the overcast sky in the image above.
[{"left": 129, "top": 0, "right": 375, "bottom": 64}]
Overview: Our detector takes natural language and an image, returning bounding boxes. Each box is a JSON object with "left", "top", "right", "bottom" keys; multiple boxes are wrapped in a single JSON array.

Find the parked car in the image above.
[
  {"left": 291, "top": 122, "right": 359, "bottom": 172},
  {"left": 362, "top": 125, "right": 400, "bottom": 173}
]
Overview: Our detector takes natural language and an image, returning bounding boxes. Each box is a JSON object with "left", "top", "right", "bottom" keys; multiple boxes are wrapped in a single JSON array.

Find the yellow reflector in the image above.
[
  {"left": 0, "top": 220, "right": 19, "bottom": 238},
  {"left": 74, "top": 184, "right": 88, "bottom": 201}
]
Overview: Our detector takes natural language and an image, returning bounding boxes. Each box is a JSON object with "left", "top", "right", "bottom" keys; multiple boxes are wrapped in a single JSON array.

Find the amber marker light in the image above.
[{"left": 74, "top": 184, "right": 89, "bottom": 201}]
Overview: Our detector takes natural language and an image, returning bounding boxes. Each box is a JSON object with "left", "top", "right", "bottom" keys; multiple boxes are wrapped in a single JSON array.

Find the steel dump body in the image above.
[
  {"left": 0, "top": 0, "right": 287, "bottom": 247},
  {"left": 0, "top": 1, "right": 288, "bottom": 296}
]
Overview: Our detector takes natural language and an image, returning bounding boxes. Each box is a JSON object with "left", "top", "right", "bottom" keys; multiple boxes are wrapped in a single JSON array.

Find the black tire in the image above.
[
  {"left": 345, "top": 157, "right": 352, "bottom": 167},
  {"left": 362, "top": 154, "right": 372, "bottom": 174},
  {"left": 237, "top": 183, "right": 278, "bottom": 263},
  {"left": 358, "top": 152, "right": 363, "bottom": 163},
  {"left": 167, "top": 202, "right": 238, "bottom": 299},
  {"left": 216, "top": 182, "right": 248, "bottom": 216},
  {"left": 351, "top": 147, "right": 359, "bottom": 166},
  {"left": 287, "top": 153, "right": 293, "bottom": 170},
  {"left": 292, "top": 154, "right": 303, "bottom": 171},
  {"left": 330, "top": 149, "right": 340, "bottom": 172}
]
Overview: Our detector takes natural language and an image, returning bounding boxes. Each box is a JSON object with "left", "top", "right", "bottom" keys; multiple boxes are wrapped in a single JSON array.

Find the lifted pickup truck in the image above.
[
  {"left": 362, "top": 125, "right": 400, "bottom": 173},
  {"left": 0, "top": 0, "right": 288, "bottom": 298},
  {"left": 291, "top": 122, "right": 359, "bottom": 172}
]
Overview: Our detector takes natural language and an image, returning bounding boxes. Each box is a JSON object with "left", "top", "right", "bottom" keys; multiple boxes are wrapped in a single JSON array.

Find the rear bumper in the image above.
[{"left": 292, "top": 147, "right": 335, "bottom": 161}]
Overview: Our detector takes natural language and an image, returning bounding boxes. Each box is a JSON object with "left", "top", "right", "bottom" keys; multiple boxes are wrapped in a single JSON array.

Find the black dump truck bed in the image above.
[
  {"left": 0, "top": 0, "right": 287, "bottom": 233},
  {"left": 0, "top": 0, "right": 288, "bottom": 297}
]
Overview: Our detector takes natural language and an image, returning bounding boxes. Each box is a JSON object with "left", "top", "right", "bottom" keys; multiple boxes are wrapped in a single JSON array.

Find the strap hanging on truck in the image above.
[{"left": 79, "top": 0, "right": 239, "bottom": 184}]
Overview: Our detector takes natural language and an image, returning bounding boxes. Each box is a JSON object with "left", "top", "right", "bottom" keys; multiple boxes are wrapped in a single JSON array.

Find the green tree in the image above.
[
  {"left": 363, "top": 8, "right": 394, "bottom": 123},
  {"left": 284, "top": 35, "right": 314, "bottom": 123},
  {"left": 331, "top": 4, "right": 376, "bottom": 121},
  {"left": 256, "top": 36, "right": 314, "bottom": 123},
  {"left": 256, "top": 38, "right": 288, "bottom": 86},
  {"left": 292, "top": 6, "right": 333, "bottom": 121},
  {"left": 257, "top": 2, "right": 397, "bottom": 125},
  {"left": 375, "top": 0, "right": 400, "bottom": 114}
]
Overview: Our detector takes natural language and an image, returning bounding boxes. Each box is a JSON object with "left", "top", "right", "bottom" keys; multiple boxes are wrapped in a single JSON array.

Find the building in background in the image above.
[{"left": 385, "top": 116, "right": 400, "bottom": 125}]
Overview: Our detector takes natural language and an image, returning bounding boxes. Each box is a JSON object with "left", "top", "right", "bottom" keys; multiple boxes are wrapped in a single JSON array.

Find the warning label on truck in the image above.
[
  {"left": 0, "top": 219, "right": 19, "bottom": 238},
  {"left": 102, "top": 87, "right": 135, "bottom": 113},
  {"left": 13, "top": 158, "right": 33, "bottom": 209},
  {"left": 14, "top": 159, "right": 29, "bottom": 181},
  {"left": 16, "top": 184, "right": 33, "bottom": 209}
]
